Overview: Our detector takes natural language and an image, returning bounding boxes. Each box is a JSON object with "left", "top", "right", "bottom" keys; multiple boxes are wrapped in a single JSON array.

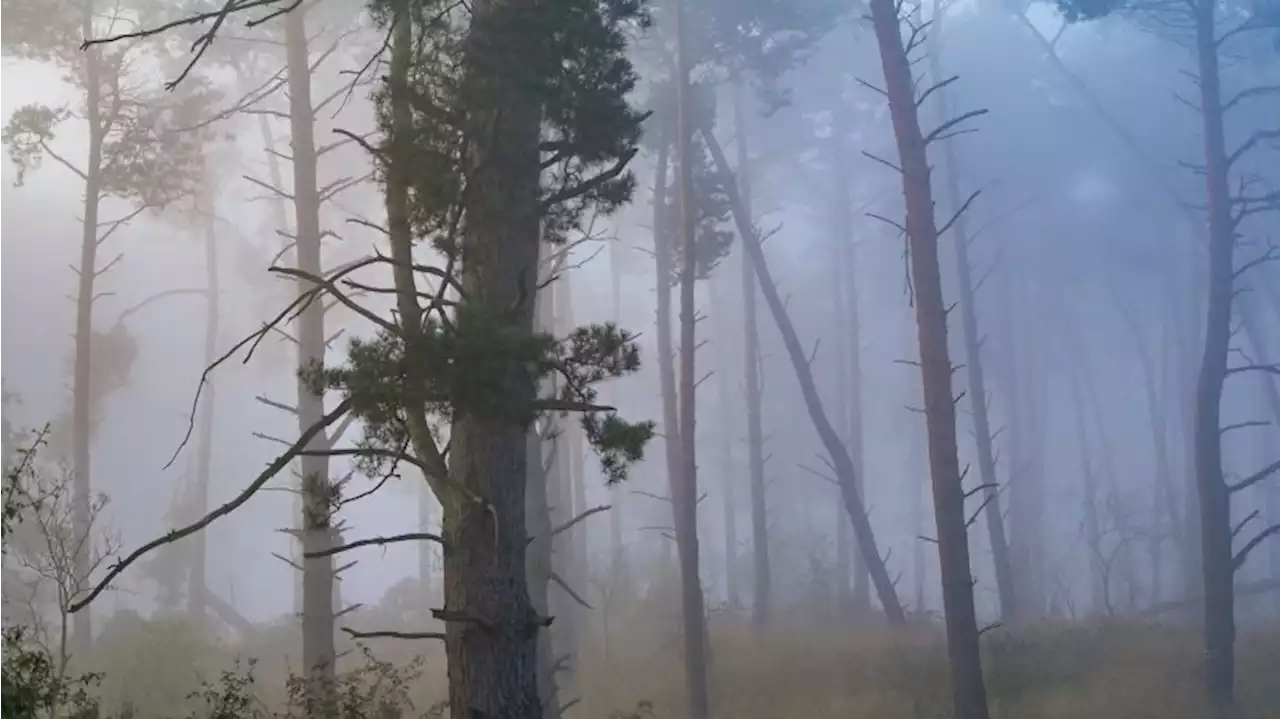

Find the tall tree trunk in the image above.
[
  {"left": 710, "top": 261, "right": 740, "bottom": 607},
  {"left": 926, "top": 8, "right": 1017, "bottom": 622},
  {"left": 71, "top": 14, "right": 104, "bottom": 652},
  {"left": 672, "top": 3, "right": 711, "bottom": 715},
  {"left": 436, "top": 1, "right": 546, "bottom": 713},
  {"left": 830, "top": 113, "right": 870, "bottom": 615},
  {"left": 868, "top": 1, "right": 990, "bottom": 716},
  {"left": 188, "top": 201, "right": 220, "bottom": 626},
  {"left": 608, "top": 238, "right": 627, "bottom": 590},
  {"left": 528, "top": 269, "right": 560, "bottom": 719},
  {"left": 1066, "top": 350, "right": 1105, "bottom": 613},
  {"left": 701, "top": 129, "right": 906, "bottom": 625},
  {"left": 1190, "top": 0, "right": 1237, "bottom": 706},
  {"left": 828, "top": 136, "right": 853, "bottom": 613},
  {"left": 285, "top": 7, "right": 336, "bottom": 708},
  {"left": 910, "top": 413, "right": 928, "bottom": 614},
  {"left": 419, "top": 485, "right": 437, "bottom": 602},
  {"left": 732, "top": 82, "right": 770, "bottom": 630}
]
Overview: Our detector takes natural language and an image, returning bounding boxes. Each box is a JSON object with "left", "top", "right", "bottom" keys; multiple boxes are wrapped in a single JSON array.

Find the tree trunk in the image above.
[
  {"left": 868, "top": 0, "right": 989, "bottom": 716},
  {"left": 710, "top": 259, "right": 740, "bottom": 607},
  {"left": 188, "top": 201, "right": 220, "bottom": 627},
  {"left": 608, "top": 239, "right": 628, "bottom": 589},
  {"left": 285, "top": 7, "right": 336, "bottom": 708},
  {"left": 1066, "top": 352, "right": 1105, "bottom": 613},
  {"left": 673, "top": 3, "right": 711, "bottom": 715},
  {"left": 829, "top": 112, "right": 870, "bottom": 616},
  {"left": 528, "top": 272, "right": 559, "bottom": 719},
  {"left": 436, "top": 2, "right": 546, "bottom": 714},
  {"left": 925, "top": 9, "right": 1017, "bottom": 623},
  {"left": 732, "top": 82, "right": 771, "bottom": 630},
  {"left": 71, "top": 20, "right": 103, "bottom": 653},
  {"left": 701, "top": 128, "right": 906, "bottom": 625},
  {"left": 1190, "top": 0, "right": 1238, "bottom": 705}
]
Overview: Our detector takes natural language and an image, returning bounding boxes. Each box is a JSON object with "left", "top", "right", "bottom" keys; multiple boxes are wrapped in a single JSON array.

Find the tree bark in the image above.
[
  {"left": 1190, "top": 0, "right": 1237, "bottom": 706},
  {"left": 188, "top": 201, "right": 220, "bottom": 627},
  {"left": 702, "top": 127, "right": 906, "bottom": 625},
  {"left": 71, "top": 13, "right": 103, "bottom": 653},
  {"left": 285, "top": 7, "right": 336, "bottom": 709},
  {"left": 868, "top": 0, "right": 989, "bottom": 716},
  {"left": 732, "top": 82, "right": 771, "bottom": 630},
  {"left": 673, "top": 2, "right": 711, "bottom": 715}
]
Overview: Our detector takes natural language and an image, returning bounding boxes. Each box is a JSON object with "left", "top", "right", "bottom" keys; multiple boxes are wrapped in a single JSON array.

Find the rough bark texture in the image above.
[
  {"left": 702, "top": 127, "right": 906, "bottom": 625},
  {"left": 868, "top": 0, "right": 989, "bottom": 716},
  {"left": 285, "top": 7, "right": 337, "bottom": 709},
  {"left": 437, "top": 2, "right": 545, "bottom": 714},
  {"left": 732, "top": 83, "right": 770, "bottom": 630},
  {"left": 1190, "top": 0, "right": 1237, "bottom": 705}
]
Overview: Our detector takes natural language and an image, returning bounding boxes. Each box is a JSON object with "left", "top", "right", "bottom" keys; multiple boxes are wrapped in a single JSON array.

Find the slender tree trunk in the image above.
[
  {"left": 828, "top": 137, "right": 853, "bottom": 613},
  {"left": 188, "top": 202, "right": 220, "bottom": 626},
  {"left": 419, "top": 485, "right": 436, "bottom": 601},
  {"left": 608, "top": 240, "right": 628, "bottom": 589},
  {"left": 702, "top": 128, "right": 906, "bottom": 625},
  {"left": 711, "top": 262, "right": 740, "bottom": 607},
  {"left": 1193, "top": 0, "right": 1240, "bottom": 702},
  {"left": 673, "top": 3, "right": 710, "bottom": 715},
  {"left": 925, "top": 9, "right": 1017, "bottom": 622},
  {"left": 71, "top": 20, "right": 104, "bottom": 653},
  {"left": 830, "top": 113, "right": 871, "bottom": 615},
  {"left": 868, "top": 1, "right": 990, "bottom": 716},
  {"left": 1066, "top": 352, "right": 1105, "bottom": 612},
  {"left": 285, "top": 7, "right": 336, "bottom": 707},
  {"left": 910, "top": 414, "right": 928, "bottom": 614},
  {"left": 732, "top": 82, "right": 770, "bottom": 630},
  {"left": 528, "top": 270, "right": 560, "bottom": 719},
  {"left": 1190, "top": 0, "right": 1237, "bottom": 706}
]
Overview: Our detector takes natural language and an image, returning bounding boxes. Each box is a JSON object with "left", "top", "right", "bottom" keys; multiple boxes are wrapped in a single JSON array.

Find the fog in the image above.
[{"left": 1, "top": 0, "right": 1277, "bottom": 717}]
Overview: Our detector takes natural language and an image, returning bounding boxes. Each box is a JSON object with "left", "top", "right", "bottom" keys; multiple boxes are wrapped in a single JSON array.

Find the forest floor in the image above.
[{"left": 80, "top": 601, "right": 1280, "bottom": 719}]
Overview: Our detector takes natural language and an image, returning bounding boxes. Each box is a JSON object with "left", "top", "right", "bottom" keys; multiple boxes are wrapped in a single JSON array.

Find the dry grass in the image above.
[{"left": 79, "top": 601, "right": 1280, "bottom": 718}]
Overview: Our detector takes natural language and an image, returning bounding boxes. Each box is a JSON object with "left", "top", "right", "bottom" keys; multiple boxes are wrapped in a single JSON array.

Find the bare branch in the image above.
[
  {"left": 1233, "top": 523, "right": 1280, "bottom": 571},
  {"left": 341, "top": 627, "right": 445, "bottom": 641},
  {"left": 1228, "top": 459, "right": 1280, "bottom": 494},
  {"left": 922, "top": 109, "right": 988, "bottom": 146},
  {"left": 304, "top": 532, "right": 446, "bottom": 559},
  {"left": 550, "top": 505, "right": 611, "bottom": 540}
]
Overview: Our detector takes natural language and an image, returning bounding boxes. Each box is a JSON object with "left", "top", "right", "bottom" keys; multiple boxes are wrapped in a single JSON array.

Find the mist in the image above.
[{"left": 1, "top": 0, "right": 1277, "bottom": 717}]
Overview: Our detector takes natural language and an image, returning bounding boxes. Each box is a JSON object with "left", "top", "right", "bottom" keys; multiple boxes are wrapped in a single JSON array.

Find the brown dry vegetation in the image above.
[{"left": 75, "top": 592, "right": 1280, "bottom": 719}]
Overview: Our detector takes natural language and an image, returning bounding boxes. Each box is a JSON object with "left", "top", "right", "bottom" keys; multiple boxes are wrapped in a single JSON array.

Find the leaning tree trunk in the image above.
[
  {"left": 189, "top": 199, "right": 221, "bottom": 627},
  {"left": 731, "top": 81, "right": 771, "bottom": 630},
  {"left": 285, "top": 6, "right": 337, "bottom": 708},
  {"left": 925, "top": 8, "right": 1017, "bottom": 622},
  {"left": 701, "top": 128, "right": 906, "bottom": 625},
  {"left": 868, "top": 0, "right": 990, "bottom": 716},
  {"left": 672, "top": 2, "right": 711, "bottom": 715},
  {"left": 1191, "top": 0, "right": 1239, "bottom": 705}
]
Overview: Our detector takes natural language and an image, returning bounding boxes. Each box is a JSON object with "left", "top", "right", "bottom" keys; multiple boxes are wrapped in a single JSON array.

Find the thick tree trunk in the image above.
[
  {"left": 702, "top": 128, "right": 906, "bottom": 625},
  {"left": 731, "top": 83, "right": 770, "bottom": 630},
  {"left": 868, "top": 1, "right": 989, "bottom": 716},
  {"left": 188, "top": 203, "right": 220, "bottom": 626},
  {"left": 673, "top": 3, "right": 711, "bottom": 716},
  {"left": 285, "top": 8, "right": 336, "bottom": 708},
  {"left": 436, "top": 2, "right": 546, "bottom": 714},
  {"left": 71, "top": 25, "right": 103, "bottom": 653},
  {"left": 925, "top": 14, "right": 1017, "bottom": 623},
  {"left": 1191, "top": 0, "right": 1237, "bottom": 705}
]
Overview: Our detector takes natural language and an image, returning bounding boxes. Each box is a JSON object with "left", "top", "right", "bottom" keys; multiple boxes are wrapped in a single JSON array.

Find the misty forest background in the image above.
[{"left": 1, "top": 0, "right": 1279, "bottom": 717}]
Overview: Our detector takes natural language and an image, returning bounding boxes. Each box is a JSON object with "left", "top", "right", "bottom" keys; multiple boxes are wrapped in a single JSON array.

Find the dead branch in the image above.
[
  {"left": 1233, "top": 523, "right": 1280, "bottom": 571},
  {"left": 68, "top": 399, "right": 351, "bottom": 613},
  {"left": 922, "top": 109, "right": 988, "bottom": 146},
  {"left": 341, "top": 627, "right": 445, "bottom": 641},
  {"left": 1229, "top": 459, "right": 1280, "bottom": 494},
  {"left": 304, "top": 532, "right": 446, "bottom": 559},
  {"left": 550, "top": 571, "right": 593, "bottom": 609},
  {"left": 550, "top": 505, "right": 611, "bottom": 539}
]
